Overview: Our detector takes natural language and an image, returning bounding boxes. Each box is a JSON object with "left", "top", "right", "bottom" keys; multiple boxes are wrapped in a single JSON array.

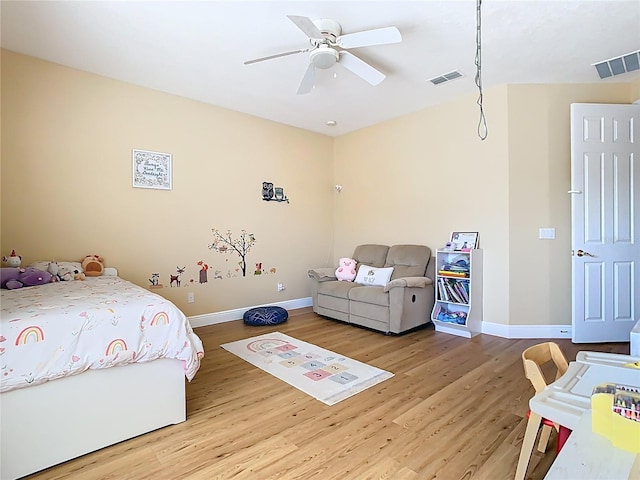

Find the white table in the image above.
[
  {"left": 515, "top": 351, "right": 640, "bottom": 480},
  {"left": 544, "top": 414, "right": 640, "bottom": 479}
]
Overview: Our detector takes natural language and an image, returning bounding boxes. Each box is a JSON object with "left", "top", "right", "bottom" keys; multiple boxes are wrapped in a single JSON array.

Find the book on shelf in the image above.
[
  {"left": 437, "top": 280, "right": 449, "bottom": 301},
  {"left": 454, "top": 281, "right": 469, "bottom": 303},
  {"left": 436, "top": 278, "right": 470, "bottom": 304},
  {"left": 444, "top": 280, "right": 463, "bottom": 303},
  {"left": 438, "top": 270, "right": 469, "bottom": 278}
]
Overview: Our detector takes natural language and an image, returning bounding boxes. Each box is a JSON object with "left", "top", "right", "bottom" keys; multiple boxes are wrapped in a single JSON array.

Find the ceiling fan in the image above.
[{"left": 244, "top": 15, "right": 402, "bottom": 95}]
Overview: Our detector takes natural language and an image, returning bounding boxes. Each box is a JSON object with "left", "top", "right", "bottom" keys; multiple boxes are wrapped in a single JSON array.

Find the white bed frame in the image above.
[{"left": 1, "top": 352, "right": 186, "bottom": 480}]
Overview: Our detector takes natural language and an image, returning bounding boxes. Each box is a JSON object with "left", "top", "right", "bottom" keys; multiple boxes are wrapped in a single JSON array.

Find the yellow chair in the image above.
[{"left": 515, "top": 342, "right": 570, "bottom": 480}]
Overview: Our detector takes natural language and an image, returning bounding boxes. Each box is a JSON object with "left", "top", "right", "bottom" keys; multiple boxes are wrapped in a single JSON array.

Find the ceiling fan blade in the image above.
[
  {"left": 297, "top": 63, "right": 315, "bottom": 95},
  {"left": 244, "top": 48, "right": 310, "bottom": 65},
  {"left": 337, "top": 26, "right": 402, "bottom": 49},
  {"left": 339, "top": 51, "right": 385, "bottom": 86},
  {"left": 287, "top": 15, "right": 323, "bottom": 40}
]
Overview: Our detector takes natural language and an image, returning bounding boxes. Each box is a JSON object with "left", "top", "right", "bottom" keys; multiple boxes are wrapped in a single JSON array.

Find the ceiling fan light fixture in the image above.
[
  {"left": 310, "top": 47, "right": 339, "bottom": 69},
  {"left": 245, "top": 15, "right": 402, "bottom": 94},
  {"left": 312, "top": 19, "right": 342, "bottom": 41}
]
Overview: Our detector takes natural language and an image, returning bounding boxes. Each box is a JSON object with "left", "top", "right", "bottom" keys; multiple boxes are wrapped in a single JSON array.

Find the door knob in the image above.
[{"left": 576, "top": 249, "right": 595, "bottom": 257}]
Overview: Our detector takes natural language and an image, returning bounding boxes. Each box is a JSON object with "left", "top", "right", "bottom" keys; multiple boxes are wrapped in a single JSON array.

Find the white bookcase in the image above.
[{"left": 431, "top": 249, "right": 483, "bottom": 338}]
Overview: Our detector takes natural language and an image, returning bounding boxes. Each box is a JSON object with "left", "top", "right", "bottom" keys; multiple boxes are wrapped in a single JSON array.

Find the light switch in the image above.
[{"left": 539, "top": 228, "right": 556, "bottom": 239}]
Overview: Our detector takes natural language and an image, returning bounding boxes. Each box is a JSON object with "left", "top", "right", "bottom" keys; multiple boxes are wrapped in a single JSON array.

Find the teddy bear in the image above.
[
  {"left": 82, "top": 254, "right": 104, "bottom": 277},
  {"left": 335, "top": 257, "right": 357, "bottom": 282},
  {"left": 0, "top": 267, "right": 53, "bottom": 289}
]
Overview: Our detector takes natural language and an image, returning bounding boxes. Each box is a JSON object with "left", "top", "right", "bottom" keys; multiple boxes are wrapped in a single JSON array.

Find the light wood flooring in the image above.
[{"left": 26, "top": 310, "right": 629, "bottom": 480}]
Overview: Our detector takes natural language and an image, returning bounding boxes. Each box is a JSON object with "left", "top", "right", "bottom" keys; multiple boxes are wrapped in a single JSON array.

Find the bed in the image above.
[{"left": 0, "top": 268, "right": 204, "bottom": 480}]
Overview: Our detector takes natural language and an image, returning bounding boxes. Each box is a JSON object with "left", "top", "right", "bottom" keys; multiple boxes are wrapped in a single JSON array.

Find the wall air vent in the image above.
[
  {"left": 593, "top": 50, "right": 640, "bottom": 79},
  {"left": 429, "top": 70, "right": 463, "bottom": 85}
]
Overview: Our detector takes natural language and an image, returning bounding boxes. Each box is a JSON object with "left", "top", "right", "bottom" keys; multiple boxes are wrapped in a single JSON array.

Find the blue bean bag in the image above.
[{"left": 243, "top": 306, "right": 288, "bottom": 326}]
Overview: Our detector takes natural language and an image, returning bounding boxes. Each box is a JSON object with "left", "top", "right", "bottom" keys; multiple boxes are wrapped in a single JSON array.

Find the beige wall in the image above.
[
  {"left": 506, "top": 84, "right": 634, "bottom": 326},
  {"left": 333, "top": 86, "right": 512, "bottom": 325},
  {"left": 2, "top": 49, "right": 637, "bottom": 328},
  {"left": 334, "top": 81, "right": 635, "bottom": 327},
  {"left": 0, "top": 50, "right": 333, "bottom": 315},
  {"left": 631, "top": 78, "right": 640, "bottom": 101}
]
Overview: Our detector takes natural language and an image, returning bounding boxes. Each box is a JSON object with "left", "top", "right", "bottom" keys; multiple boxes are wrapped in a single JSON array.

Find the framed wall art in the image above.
[
  {"left": 450, "top": 231, "right": 479, "bottom": 250},
  {"left": 132, "top": 149, "right": 172, "bottom": 190}
]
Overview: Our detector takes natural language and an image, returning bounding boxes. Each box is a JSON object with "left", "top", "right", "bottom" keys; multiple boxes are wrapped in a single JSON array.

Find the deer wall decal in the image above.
[{"left": 170, "top": 266, "right": 186, "bottom": 287}]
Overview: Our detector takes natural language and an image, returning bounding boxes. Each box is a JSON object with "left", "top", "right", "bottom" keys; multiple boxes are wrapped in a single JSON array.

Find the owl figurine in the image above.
[{"left": 262, "top": 181, "right": 274, "bottom": 200}]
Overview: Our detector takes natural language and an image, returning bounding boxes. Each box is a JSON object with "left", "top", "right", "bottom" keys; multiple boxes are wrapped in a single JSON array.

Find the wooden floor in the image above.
[{"left": 27, "top": 310, "right": 629, "bottom": 480}]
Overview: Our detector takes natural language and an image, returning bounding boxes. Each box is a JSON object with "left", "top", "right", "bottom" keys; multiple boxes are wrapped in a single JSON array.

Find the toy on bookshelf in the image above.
[{"left": 433, "top": 304, "right": 468, "bottom": 325}]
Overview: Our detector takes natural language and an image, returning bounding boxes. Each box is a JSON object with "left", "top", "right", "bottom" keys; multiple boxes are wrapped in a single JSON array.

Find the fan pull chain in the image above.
[{"left": 475, "top": 0, "right": 488, "bottom": 140}]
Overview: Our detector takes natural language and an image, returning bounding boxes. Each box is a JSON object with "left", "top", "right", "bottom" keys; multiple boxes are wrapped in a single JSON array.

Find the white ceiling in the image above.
[{"left": 2, "top": 1, "right": 639, "bottom": 136}]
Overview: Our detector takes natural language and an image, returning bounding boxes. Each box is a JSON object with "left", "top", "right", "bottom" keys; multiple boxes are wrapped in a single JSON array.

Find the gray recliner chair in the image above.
[{"left": 308, "top": 244, "right": 435, "bottom": 334}]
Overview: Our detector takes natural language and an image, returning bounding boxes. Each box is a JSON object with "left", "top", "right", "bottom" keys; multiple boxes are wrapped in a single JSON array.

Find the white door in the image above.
[{"left": 571, "top": 103, "right": 640, "bottom": 343}]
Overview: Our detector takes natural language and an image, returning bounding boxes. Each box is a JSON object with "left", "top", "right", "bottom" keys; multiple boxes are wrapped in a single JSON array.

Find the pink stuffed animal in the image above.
[{"left": 335, "top": 257, "right": 357, "bottom": 282}]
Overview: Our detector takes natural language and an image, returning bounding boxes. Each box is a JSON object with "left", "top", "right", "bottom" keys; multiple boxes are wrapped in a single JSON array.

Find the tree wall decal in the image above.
[{"left": 208, "top": 229, "right": 256, "bottom": 277}]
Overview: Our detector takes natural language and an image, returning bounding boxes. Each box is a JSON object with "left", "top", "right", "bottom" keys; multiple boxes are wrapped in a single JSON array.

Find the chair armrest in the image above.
[
  {"left": 308, "top": 268, "right": 337, "bottom": 282},
  {"left": 383, "top": 276, "right": 433, "bottom": 293}
]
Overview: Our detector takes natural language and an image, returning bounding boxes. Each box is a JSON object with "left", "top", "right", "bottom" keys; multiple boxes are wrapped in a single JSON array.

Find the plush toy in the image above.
[
  {"left": 56, "top": 263, "right": 85, "bottom": 281},
  {"left": 46, "top": 260, "right": 85, "bottom": 282},
  {"left": 1, "top": 267, "right": 53, "bottom": 289},
  {"left": 2, "top": 250, "right": 22, "bottom": 268},
  {"left": 47, "top": 260, "right": 60, "bottom": 281},
  {"left": 335, "top": 257, "right": 357, "bottom": 282},
  {"left": 40, "top": 260, "right": 85, "bottom": 282},
  {"left": 82, "top": 254, "right": 104, "bottom": 277}
]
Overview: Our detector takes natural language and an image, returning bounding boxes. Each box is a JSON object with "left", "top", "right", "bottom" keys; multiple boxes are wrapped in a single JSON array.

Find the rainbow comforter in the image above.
[{"left": 0, "top": 275, "right": 204, "bottom": 393}]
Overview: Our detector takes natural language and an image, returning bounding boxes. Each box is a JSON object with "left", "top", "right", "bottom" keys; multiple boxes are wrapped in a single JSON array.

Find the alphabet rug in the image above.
[{"left": 221, "top": 331, "right": 394, "bottom": 406}]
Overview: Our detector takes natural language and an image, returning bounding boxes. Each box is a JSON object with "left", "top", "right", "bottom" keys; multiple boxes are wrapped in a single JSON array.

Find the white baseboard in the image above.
[
  {"left": 189, "top": 297, "right": 313, "bottom": 328},
  {"left": 482, "top": 321, "right": 572, "bottom": 339},
  {"left": 191, "top": 303, "right": 572, "bottom": 339}
]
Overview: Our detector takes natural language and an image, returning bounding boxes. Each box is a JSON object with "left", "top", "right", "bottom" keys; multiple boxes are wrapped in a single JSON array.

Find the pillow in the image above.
[{"left": 354, "top": 264, "right": 394, "bottom": 286}]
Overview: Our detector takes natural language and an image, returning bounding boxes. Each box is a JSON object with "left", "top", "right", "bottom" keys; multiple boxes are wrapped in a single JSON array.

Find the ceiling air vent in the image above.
[
  {"left": 429, "top": 70, "right": 463, "bottom": 85},
  {"left": 593, "top": 50, "right": 640, "bottom": 79}
]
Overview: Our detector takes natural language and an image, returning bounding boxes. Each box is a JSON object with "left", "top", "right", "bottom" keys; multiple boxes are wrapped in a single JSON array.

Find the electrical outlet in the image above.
[
  {"left": 277, "top": 282, "right": 285, "bottom": 292},
  {"left": 187, "top": 292, "right": 195, "bottom": 303}
]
